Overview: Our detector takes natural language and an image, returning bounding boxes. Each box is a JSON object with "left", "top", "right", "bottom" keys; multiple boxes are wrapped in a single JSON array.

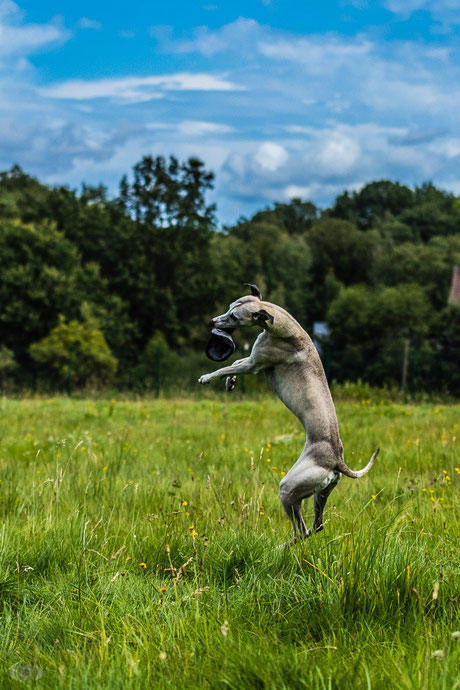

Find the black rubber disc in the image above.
[{"left": 205, "top": 328, "right": 236, "bottom": 361}]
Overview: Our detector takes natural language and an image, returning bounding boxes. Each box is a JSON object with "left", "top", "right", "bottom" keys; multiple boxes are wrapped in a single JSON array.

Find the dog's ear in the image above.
[
  {"left": 244, "top": 283, "right": 262, "bottom": 300},
  {"left": 252, "top": 309, "right": 274, "bottom": 325}
]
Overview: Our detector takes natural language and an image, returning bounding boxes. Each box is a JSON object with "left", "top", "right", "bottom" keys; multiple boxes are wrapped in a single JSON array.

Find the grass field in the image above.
[{"left": 0, "top": 394, "right": 458, "bottom": 689}]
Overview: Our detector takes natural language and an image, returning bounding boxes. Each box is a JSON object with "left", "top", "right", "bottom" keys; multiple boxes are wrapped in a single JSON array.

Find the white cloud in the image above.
[
  {"left": 218, "top": 120, "right": 460, "bottom": 213},
  {"left": 146, "top": 120, "right": 233, "bottom": 136},
  {"left": 383, "top": 0, "right": 460, "bottom": 23},
  {"left": 383, "top": 0, "right": 427, "bottom": 14},
  {"left": 163, "top": 17, "right": 260, "bottom": 56},
  {"left": 282, "top": 181, "right": 364, "bottom": 202},
  {"left": 177, "top": 120, "right": 233, "bottom": 136},
  {"left": 258, "top": 34, "right": 372, "bottom": 73},
  {"left": 364, "top": 77, "right": 460, "bottom": 115},
  {"left": 283, "top": 184, "right": 313, "bottom": 198},
  {"left": 77, "top": 18, "right": 102, "bottom": 30},
  {"left": 2, "top": 9, "right": 460, "bottom": 224},
  {"left": 254, "top": 142, "right": 288, "bottom": 171},
  {"left": 0, "top": 21, "right": 69, "bottom": 56},
  {"left": 310, "top": 132, "right": 361, "bottom": 176},
  {"left": 0, "top": 1, "right": 69, "bottom": 56},
  {"left": 0, "top": 0, "right": 20, "bottom": 20},
  {"left": 40, "top": 72, "right": 244, "bottom": 102},
  {"left": 428, "top": 137, "right": 460, "bottom": 159}
]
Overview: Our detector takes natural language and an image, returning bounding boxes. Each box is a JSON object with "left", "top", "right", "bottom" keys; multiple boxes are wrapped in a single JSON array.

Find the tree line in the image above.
[{"left": 0, "top": 159, "right": 459, "bottom": 394}]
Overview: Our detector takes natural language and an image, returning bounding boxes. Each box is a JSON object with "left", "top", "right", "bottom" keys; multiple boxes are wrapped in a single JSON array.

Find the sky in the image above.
[{"left": 1, "top": 0, "right": 460, "bottom": 224}]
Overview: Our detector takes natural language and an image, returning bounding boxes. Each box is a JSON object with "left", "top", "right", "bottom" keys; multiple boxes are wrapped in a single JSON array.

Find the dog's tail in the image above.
[{"left": 336, "top": 447, "right": 379, "bottom": 478}]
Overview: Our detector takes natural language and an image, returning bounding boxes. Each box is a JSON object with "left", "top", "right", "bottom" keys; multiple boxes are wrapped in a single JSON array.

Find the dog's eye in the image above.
[{"left": 229, "top": 313, "right": 238, "bottom": 321}]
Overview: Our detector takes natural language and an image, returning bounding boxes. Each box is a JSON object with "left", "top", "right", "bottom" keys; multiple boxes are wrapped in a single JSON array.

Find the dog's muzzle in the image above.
[{"left": 205, "top": 327, "right": 236, "bottom": 362}]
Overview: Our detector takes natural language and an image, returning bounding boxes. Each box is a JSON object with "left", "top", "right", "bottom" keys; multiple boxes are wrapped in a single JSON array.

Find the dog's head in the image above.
[
  {"left": 205, "top": 284, "right": 275, "bottom": 361},
  {"left": 209, "top": 283, "right": 275, "bottom": 331}
]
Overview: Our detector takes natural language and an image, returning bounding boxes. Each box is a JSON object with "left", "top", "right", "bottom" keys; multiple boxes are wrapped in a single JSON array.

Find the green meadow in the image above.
[{"left": 0, "top": 395, "right": 458, "bottom": 689}]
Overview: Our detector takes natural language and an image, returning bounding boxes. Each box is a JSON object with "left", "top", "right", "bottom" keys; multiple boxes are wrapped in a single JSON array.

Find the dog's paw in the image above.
[
  {"left": 198, "top": 374, "right": 212, "bottom": 385},
  {"left": 225, "top": 376, "right": 236, "bottom": 391}
]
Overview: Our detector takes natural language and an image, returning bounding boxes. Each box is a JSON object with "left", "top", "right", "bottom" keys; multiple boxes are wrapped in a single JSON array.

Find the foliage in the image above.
[
  {"left": 29, "top": 306, "right": 117, "bottom": 388},
  {"left": 331, "top": 180, "right": 415, "bottom": 229},
  {"left": 327, "top": 283, "right": 434, "bottom": 387},
  {"left": 0, "top": 162, "right": 459, "bottom": 393},
  {"left": 0, "top": 218, "right": 81, "bottom": 365},
  {"left": 132, "top": 332, "right": 181, "bottom": 391}
]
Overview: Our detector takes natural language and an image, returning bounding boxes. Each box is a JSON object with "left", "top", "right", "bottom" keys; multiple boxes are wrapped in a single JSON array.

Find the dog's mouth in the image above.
[{"left": 205, "top": 327, "right": 236, "bottom": 362}]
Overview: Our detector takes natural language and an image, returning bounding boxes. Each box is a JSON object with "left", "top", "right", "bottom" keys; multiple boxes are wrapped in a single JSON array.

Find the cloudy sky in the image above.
[{"left": 1, "top": 0, "right": 460, "bottom": 224}]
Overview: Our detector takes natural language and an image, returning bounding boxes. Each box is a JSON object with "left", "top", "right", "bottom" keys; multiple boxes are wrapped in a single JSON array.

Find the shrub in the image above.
[{"left": 29, "top": 305, "right": 117, "bottom": 389}]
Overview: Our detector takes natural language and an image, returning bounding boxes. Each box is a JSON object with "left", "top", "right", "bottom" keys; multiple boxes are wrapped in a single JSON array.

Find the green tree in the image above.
[
  {"left": 375, "top": 239, "right": 458, "bottom": 309},
  {"left": 327, "top": 283, "right": 434, "bottom": 386},
  {"left": 129, "top": 155, "right": 216, "bottom": 228},
  {"left": 133, "top": 332, "right": 180, "bottom": 392},
  {"left": 116, "top": 155, "right": 218, "bottom": 348},
  {"left": 272, "top": 198, "right": 318, "bottom": 234},
  {"left": 399, "top": 202, "right": 460, "bottom": 242},
  {"left": 214, "top": 213, "right": 313, "bottom": 325},
  {"left": 29, "top": 306, "right": 117, "bottom": 389},
  {"left": 0, "top": 219, "right": 82, "bottom": 365},
  {"left": 305, "top": 218, "right": 380, "bottom": 322},
  {"left": 331, "top": 180, "right": 414, "bottom": 229},
  {"left": 432, "top": 304, "right": 460, "bottom": 395}
]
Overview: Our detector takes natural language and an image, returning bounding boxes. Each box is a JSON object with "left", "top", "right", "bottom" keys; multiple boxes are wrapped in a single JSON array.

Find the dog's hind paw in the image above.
[{"left": 225, "top": 376, "right": 236, "bottom": 391}]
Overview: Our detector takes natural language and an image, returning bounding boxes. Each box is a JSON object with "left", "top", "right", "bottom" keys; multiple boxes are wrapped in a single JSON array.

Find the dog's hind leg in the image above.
[
  {"left": 280, "top": 498, "right": 311, "bottom": 544},
  {"left": 279, "top": 469, "right": 314, "bottom": 545},
  {"left": 279, "top": 445, "right": 339, "bottom": 545},
  {"left": 278, "top": 498, "right": 311, "bottom": 548},
  {"left": 291, "top": 501, "right": 312, "bottom": 539},
  {"left": 313, "top": 471, "right": 341, "bottom": 532}
]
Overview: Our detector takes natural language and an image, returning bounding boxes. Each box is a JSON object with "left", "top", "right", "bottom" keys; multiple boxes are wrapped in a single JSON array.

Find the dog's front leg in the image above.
[
  {"left": 225, "top": 376, "right": 237, "bottom": 391},
  {"left": 198, "top": 357, "right": 258, "bottom": 385}
]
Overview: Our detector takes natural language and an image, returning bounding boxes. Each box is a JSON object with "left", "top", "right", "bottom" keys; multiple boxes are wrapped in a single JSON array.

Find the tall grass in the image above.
[{"left": 0, "top": 396, "right": 458, "bottom": 688}]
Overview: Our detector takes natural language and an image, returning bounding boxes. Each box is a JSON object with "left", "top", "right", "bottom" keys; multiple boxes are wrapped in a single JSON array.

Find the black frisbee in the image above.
[{"left": 205, "top": 327, "right": 236, "bottom": 362}]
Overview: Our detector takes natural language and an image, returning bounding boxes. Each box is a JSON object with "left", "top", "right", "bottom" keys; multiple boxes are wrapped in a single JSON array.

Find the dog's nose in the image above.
[{"left": 209, "top": 318, "right": 216, "bottom": 327}]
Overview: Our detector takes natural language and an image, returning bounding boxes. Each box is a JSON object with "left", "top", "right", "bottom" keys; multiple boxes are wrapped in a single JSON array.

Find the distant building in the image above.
[{"left": 449, "top": 266, "right": 460, "bottom": 305}]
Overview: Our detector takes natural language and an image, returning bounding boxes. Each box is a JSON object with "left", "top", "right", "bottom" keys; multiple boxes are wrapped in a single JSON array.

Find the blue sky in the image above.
[{"left": 1, "top": 0, "right": 460, "bottom": 224}]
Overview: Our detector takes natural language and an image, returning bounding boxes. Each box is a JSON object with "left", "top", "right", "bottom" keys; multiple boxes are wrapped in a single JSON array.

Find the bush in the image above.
[
  {"left": 29, "top": 305, "right": 117, "bottom": 389},
  {"left": 132, "top": 332, "right": 180, "bottom": 392}
]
